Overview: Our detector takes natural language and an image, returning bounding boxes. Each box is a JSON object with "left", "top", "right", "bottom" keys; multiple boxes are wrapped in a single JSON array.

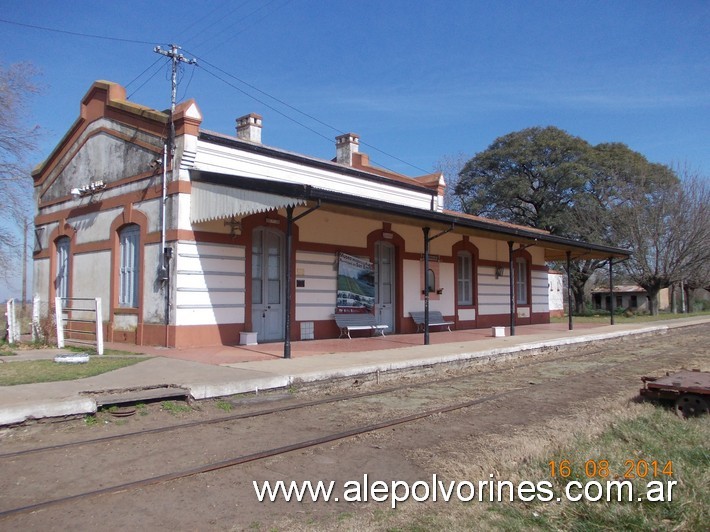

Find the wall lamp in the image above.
[{"left": 71, "top": 180, "right": 106, "bottom": 199}]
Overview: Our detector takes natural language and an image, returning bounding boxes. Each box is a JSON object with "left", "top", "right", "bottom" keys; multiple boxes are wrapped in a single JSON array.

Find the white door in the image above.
[
  {"left": 251, "top": 228, "right": 285, "bottom": 342},
  {"left": 375, "top": 241, "right": 395, "bottom": 333}
]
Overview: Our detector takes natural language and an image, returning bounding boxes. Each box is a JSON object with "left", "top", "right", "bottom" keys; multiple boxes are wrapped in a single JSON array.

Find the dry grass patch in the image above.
[{"left": 274, "top": 395, "right": 708, "bottom": 531}]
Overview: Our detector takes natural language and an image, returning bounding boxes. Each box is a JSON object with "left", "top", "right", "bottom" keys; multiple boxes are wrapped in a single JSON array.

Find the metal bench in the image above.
[
  {"left": 410, "top": 311, "right": 454, "bottom": 332},
  {"left": 334, "top": 313, "right": 388, "bottom": 339}
]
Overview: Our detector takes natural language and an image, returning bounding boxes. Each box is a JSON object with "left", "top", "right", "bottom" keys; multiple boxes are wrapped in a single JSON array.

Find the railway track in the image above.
[
  {"left": 0, "top": 345, "right": 608, "bottom": 460},
  {"left": 0, "top": 325, "right": 707, "bottom": 522}
]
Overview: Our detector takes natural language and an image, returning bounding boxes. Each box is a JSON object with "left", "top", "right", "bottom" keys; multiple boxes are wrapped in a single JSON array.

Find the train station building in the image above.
[{"left": 32, "top": 81, "right": 629, "bottom": 351}]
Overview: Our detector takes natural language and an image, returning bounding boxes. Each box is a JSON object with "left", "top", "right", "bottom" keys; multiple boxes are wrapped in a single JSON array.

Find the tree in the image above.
[
  {"left": 455, "top": 126, "right": 679, "bottom": 314},
  {"left": 0, "top": 62, "right": 40, "bottom": 286},
  {"left": 456, "top": 126, "right": 591, "bottom": 233},
  {"left": 615, "top": 172, "right": 710, "bottom": 314},
  {"left": 434, "top": 151, "right": 469, "bottom": 211}
]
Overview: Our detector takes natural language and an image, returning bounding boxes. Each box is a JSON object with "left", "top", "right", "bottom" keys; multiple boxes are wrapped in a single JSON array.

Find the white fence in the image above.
[
  {"left": 5, "top": 299, "right": 20, "bottom": 344},
  {"left": 55, "top": 297, "right": 104, "bottom": 355}
]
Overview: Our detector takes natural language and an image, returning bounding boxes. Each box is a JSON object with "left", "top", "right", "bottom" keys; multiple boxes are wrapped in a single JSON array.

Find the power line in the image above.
[
  {"left": 126, "top": 56, "right": 167, "bottom": 90},
  {"left": 188, "top": 51, "right": 432, "bottom": 175},
  {"left": 0, "top": 13, "right": 431, "bottom": 175},
  {"left": 0, "top": 17, "right": 158, "bottom": 45},
  {"left": 197, "top": 61, "right": 334, "bottom": 145},
  {"left": 190, "top": 0, "right": 287, "bottom": 53},
  {"left": 127, "top": 57, "right": 170, "bottom": 100},
  {"left": 178, "top": 0, "right": 254, "bottom": 48},
  {"left": 197, "top": 61, "right": 418, "bottom": 177}
]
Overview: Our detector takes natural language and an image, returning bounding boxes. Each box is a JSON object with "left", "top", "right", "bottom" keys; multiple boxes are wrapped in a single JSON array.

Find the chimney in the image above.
[
  {"left": 335, "top": 133, "right": 359, "bottom": 165},
  {"left": 236, "top": 113, "right": 263, "bottom": 143}
]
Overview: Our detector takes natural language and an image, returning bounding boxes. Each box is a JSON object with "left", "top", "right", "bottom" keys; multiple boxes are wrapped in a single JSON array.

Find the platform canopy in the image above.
[
  {"left": 190, "top": 181, "right": 306, "bottom": 224},
  {"left": 191, "top": 171, "right": 630, "bottom": 261}
]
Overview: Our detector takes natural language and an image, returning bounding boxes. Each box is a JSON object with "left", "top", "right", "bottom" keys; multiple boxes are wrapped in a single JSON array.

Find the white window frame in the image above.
[
  {"left": 516, "top": 257, "right": 528, "bottom": 305},
  {"left": 55, "top": 237, "right": 70, "bottom": 301},
  {"left": 119, "top": 225, "right": 140, "bottom": 308},
  {"left": 457, "top": 251, "right": 473, "bottom": 306}
]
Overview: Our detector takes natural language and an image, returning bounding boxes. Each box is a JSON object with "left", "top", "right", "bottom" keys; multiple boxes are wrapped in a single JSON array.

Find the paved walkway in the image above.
[{"left": 1, "top": 317, "right": 708, "bottom": 426}]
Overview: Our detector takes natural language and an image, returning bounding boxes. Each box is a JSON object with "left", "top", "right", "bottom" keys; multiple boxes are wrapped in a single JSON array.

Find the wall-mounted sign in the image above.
[{"left": 336, "top": 252, "right": 375, "bottom": 313}]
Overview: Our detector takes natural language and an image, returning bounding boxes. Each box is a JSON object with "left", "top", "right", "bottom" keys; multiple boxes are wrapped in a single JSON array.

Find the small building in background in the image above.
[{"left": 591, "top": 285, "right": 670, "bottom": 313}]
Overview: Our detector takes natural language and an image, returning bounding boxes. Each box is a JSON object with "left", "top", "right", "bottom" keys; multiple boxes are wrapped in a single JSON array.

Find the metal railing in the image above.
[
  {"left": 5, "top": 299, "right": 19, "bottom": 344},
  {"left": 55, "top": 297, "right": 104, "bottom": 355}
]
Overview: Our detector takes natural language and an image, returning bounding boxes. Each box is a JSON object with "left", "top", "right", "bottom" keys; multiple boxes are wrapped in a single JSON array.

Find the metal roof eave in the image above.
[{"left": 190, "top": 170, "right": 630, "bottom": 261}]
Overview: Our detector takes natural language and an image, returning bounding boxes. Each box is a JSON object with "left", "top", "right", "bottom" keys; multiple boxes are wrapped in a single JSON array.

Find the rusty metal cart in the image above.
[{"left": 640, "top": 369, "right": 710, "bottom": 418}]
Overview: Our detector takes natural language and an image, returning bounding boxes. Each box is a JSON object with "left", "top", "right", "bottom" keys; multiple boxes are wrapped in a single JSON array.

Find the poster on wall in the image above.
[{"left": 336, "top": 252, "right": 375, "bottom": 313}]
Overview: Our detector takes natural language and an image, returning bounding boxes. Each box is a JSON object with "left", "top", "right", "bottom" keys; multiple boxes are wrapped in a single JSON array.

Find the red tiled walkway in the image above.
[{"left": 104, "top": 322, "right": 605, "bottom": 366}]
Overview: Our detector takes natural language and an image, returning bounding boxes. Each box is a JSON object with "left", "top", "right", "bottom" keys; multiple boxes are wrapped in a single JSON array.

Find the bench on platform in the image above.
[
  {"left": 410, "top": 311, "right": 454, "bottom": 332},
  {"left": 334, "top": 313, "right": 388, "bottom": 339}
]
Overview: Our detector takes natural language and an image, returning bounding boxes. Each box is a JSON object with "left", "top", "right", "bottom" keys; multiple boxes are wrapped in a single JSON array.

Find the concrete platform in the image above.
[{"left": 1, "top": 317, "right": 708, "bottom": 426}]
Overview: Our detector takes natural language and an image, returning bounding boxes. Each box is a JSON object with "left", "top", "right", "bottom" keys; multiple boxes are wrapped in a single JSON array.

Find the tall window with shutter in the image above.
[
  {"left": 55, "top": 236, "right": 70, "bottom": 301},
  {"left": 457, "top": 251, "right": 473, "bottom": 306},
  {"left": 119, "top": 225, "right": 140, "bottom": 308}
]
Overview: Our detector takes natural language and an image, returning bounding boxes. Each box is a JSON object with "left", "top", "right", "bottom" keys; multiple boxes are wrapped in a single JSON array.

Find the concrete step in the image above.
[{"left": 87, "top": 386, "right": 190, "bottom": 407}]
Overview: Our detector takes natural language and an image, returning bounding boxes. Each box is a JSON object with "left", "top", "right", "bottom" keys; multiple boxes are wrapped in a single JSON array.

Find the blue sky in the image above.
[{"left": 1, "top": 0, "right": 708, "bottom": 299}]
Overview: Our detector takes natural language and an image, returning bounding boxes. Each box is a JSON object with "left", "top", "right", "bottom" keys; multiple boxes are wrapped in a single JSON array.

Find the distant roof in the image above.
[{"left": 591, "top": 285, "right": 647, "bottom": 294}]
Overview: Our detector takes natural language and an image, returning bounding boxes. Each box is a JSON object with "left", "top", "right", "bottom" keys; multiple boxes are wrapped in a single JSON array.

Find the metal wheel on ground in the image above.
[{"left": 674, "top": 394, "right": 709, "bottom": 418}]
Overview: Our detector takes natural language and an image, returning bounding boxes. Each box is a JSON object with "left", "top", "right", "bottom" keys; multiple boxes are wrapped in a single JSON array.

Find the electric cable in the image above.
[
  {"left": 126, "top": 56, "right": 165, "bottom": 90},
  {"left": 127, "top": 57, "right": 170, "bottom": 100},
  {"left": 189, "top": 50, "right": 432, "bottom": 174},
  {"left": 0, "top": 17, "right": 159, "bottom": 45}
]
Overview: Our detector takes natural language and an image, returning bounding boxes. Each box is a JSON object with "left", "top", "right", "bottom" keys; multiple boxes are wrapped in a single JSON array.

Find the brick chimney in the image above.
[
  {"left": 236, "top": 113, "right": 262, "bottom": 143},
  {"left": 335, "top": 133, "right": 359, "bottom": 165}
]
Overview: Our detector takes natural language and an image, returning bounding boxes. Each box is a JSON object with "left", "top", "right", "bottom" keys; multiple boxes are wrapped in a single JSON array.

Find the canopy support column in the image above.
[
  {"left": 567, "top": 251, "right": 573, "bottom": 331},
  {"left": 422, "top": 224, "right": 454, "bottom": 345},
  {"left": 283, "top": 201, "right": 321, "bottom": 359},
  {"left": 508, "top": 241, "right": 516, "bottom": 336},
  {"left": 609, "top": 256, "right": 615, "bottom": 326}
]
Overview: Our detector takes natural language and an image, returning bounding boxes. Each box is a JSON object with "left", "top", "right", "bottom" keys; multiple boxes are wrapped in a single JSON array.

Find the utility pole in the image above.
[
  {"left": 154, "top": 44, "right": 197, "bottom": 158},
  {"left": 153, "top": 44, "right": 197, "bottom": 345},
  {"left": 22, "top": 217, "right": 29, "bottom": 318}
]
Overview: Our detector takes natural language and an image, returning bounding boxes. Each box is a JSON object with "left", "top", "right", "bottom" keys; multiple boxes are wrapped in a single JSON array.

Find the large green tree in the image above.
[{"left": 455, "top": 126, "right": 679, "bottom": 313}]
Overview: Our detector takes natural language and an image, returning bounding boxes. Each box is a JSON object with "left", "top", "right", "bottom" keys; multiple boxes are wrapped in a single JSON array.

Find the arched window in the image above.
[
  {"left": 55, "top": 236, "right": 70, "bottom": 301},
  {"left": 457, "top": 251, "right": 473, "bottom": 305},
  {"left": 118, "top": 225, "right": 140, "bottom": 308},
  {"left": 426, "top": 268, "right": 436, "bottom": 293}
]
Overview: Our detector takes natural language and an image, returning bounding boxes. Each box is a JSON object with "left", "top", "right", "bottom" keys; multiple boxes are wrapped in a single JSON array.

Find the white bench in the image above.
[
  {"left": 334, "top": 313, "right": 388, "bottom": 339},
  {"left": 410, "top": 311, "right": 454, "bottom": 332}
]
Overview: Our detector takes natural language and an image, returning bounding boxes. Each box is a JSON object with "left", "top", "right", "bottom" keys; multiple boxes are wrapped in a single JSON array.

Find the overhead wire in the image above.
[
  {"left": 126, "top": 56, "right": 167, "bottom": 91},
  {"left": 127, "top": 57, "right": 170, "bottom": 100},
  {"left": 196, "top": 60, "right": 416, "bottom": 176},
  {"left": 190, "top": 0, "right": 286, "bottom": 53},
  {"left": 187, "top": 50, "right": 432, "bottom": 174},
  {"left": 2, "top": 8, "right": 432, "bottom": 176},
  {"left": 179, "top": 0, "right": 255, "bottom": 48},
  {"left": 0, "top": 17, "right": 158, "bottom": 45}
]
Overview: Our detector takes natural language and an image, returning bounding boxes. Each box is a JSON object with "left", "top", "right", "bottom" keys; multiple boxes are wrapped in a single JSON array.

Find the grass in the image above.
[
  {"left": 161, "top": 400, "right": 192, "bottom": 415},
  {"left": 215, "top": 399, "right": 233, "bottom": 412},
  {"left": 278, "top": 400, "right": 708, "bottom": 531},
  {"left": 0, "top": 357, "right": 146, "bottom": 386},
  {"left": 482, "top": 405, "right": 709, "bottom": 531}
]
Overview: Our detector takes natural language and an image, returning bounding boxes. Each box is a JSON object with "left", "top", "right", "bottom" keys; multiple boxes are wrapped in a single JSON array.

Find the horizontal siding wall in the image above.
[
  {"left": 531, "top": 270, "right": 550, "bottom": 313},
  {"left": 477, "top": 266, "right": 510, "bottom": 316},
  {"left": 174, "top": 241, "right": 245, "bottom": 326},
  {"left": 295, "top": 251, "right": 337, "bottom": 321}
]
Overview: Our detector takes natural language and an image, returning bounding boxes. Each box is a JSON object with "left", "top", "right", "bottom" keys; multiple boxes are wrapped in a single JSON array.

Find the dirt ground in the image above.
[{"left": 0, "top": 324, "right": 708, "bottom": 531}]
